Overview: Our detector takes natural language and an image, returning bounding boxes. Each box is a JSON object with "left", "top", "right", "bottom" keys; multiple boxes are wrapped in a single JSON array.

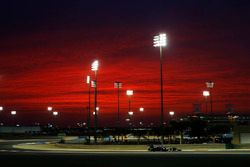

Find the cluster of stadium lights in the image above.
[
  {"left": 82, "top": 33, "right": 170, "bottom": 129},
  {"left": 1, "top": 33, "right": 218, "bottom": 127},
  {"left": 86, "top": 62, "right": 146, "bottom": 127},
  {"left": 0, "top": 33, "right": 171, "bottom": 128}
]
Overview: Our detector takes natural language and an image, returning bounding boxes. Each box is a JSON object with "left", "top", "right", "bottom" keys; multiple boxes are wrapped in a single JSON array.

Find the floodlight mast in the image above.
[
  {"left": 114, "top": 82, "right": 122, "bottom": 127},
  {"left": 86, "top": 75, "right": 91, "bottom": 129},
  {"left": 203, "top": 90, "right": 210, "bottom": 113},
  {"left": 126, "top": 90, "right": 134, "bottom": 126},
  {"left": 206, "top": 81, "right": 214, "bottom": 115},
  {"left": 91, "top": 60, "right": 99, "bottom": 143},
  {"left": 153, "top": 33, "right": 167, "bottom": 144}
]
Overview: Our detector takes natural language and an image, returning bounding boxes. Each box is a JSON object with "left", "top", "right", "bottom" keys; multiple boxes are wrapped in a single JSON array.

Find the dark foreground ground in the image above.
[
  {"left": 1, "top": 139, "right": 250, "bottom": 167},
  {"left": 1, "top": 151, "right": 250, "bottom": 167}
]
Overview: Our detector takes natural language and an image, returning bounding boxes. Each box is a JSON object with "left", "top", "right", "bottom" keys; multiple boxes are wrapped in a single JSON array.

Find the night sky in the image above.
[{"left": 0, "top": 0, "right": 250, "bottom": 127}]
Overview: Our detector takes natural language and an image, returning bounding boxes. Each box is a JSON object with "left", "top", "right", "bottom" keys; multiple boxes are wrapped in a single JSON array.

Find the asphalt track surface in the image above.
[{"left": 1, "top": 140, "right": 250, "bottom": 167}]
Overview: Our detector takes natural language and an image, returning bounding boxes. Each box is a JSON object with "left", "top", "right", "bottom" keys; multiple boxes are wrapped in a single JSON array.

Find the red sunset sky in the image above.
[{"left": 0, "top": 0, "right": 250, "bottom": 126}]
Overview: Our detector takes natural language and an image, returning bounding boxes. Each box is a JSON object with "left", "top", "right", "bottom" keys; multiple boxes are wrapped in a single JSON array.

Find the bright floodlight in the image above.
[
  {"left": 93, "top": 112, "right": 96, "bottom": 115},
  {"left": 86, "top": 75, "right": 90, "bottom": 84},
  {"left": 91, "top": 80, "right": 96, "bottom": 88},
  {"left": 139, "top": 107, "right": 144, "bottom": 112},
  {"left": 206, "top": 81, "right": 214, "bottom": 88},
  {"left": 114, "top": 82, "right": 122, "bottom": 88},
  {"left": 153, "top": 33, "right": 167, "bottom": 47},
  {"left": 53, "top": 111, "right": 58, "bottom": 116},
  {"left": 96, "top": 107, "right": 100, "bottom": 111},
  {"left": 128, "top": 111, "right": 134, "bottom": 116},
  {"left": 125, "top": 118, "right": 130, "bottom": 122},
  {"left": 47, "top": 106, "right": 53, "bottom": 111},
  {"left": 91, "top": 60, "right": 99, "bottom": 71},
  {"left": 169, "top": 111, "right": 175, "bottom": 116},
  {"left": 0, "top": 106, "right": 3, "bottom": 111},
  {"left": 203, "top": 91, "right": 210, "bottom": 97},
  {"left": 126, "top": 90, "right": 133, "bottom": 96},
  {"left": 11, "top": 111, "right": 16, "bottom": 115}
]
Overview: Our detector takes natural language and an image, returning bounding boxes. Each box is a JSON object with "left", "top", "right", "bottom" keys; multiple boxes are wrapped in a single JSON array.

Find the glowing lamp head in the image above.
[
  {"left": 86, "top": 75, "right": 90, "bottom": 84},
  {"left": 91, "top": 60, "right": 99, "bottom": 71},
  {"left": 128, "top": 111, "right": 134, "bottom": 116},
  {"left": 139, "top": 107, "right": 144, "bottom": 112},
  {"left": 96, "top": 107, "right": 99, "bottom": 111},
  {"left": 169, "top": 111, "right": 175, "bottom": 116},
  {"left": 125, "top": 118, "right": 130, "bottom": 122},
  {"left": 206, "top": 81, "right": 214, "bottom": 88},
  {"left": 91, "top": 80, "right": 96, "bottom": 88},
  {"left": 0, "top": 106, "right": 3, "bottom": 111},
  {"left": 126, "top": 90, "right": 133, "bottom": 96},
  {"left": 153, "top": 33, "right": 167, "bottom": 47},
  {"left": 53, "top": 111, "right": 58, "bottom": 116},
  {"left": 203, "top": 91, "right": 210, "bottom": 97},
  {"left": 47, "top": 106, "right": 53, "bottom": 111},
  {"left": 11, "top": 111, "right": 16, "bottom": 115},
  {"left": 114, "top": 82, "right": 122, "bottom": 88}
]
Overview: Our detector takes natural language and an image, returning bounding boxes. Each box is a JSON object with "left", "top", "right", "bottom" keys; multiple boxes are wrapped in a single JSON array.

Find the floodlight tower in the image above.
[
  {"left": 114, "top": 82, "right": 122, "bottom": 127},
  {"left": 126, "top": 90, "right": 133, "bottom": 126},
  {"left": 91, "top": 60, "right": 99, "bottom": 129},
  {"left": 206, "top": 81, "right": 214, "bottom": 115},
  {"left": 86, "top": 75, "right": 91, "bottom": 128},
  {"left": 153, "top": 33, "right": 167, "bottom": 144},
  {"left": 203, "top": 91, "right": 210, "bottom": 114},
  {"left": 91, "top": 60, "right": 99, "bottom": 143}
]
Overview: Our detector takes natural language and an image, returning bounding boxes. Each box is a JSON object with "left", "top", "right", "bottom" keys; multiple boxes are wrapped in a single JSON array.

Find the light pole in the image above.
[
  {"left": 114, "top": 82, "right": 122, "bottom": 127},
  {"left": 47, "top": 106, "right": 53, "bottom": 126},
  {"left": 126, "top": 90, "right": 133, "bottom": 112},
  {"left": 86, "top": 75, "right": 91, "bottom": 128},
  {"left": 203, "top": 91, "right": 210, "bottom": 114},
  {"left": 126, "top": 90, "right": 133, "bottom": 127},
  {"left": 11, "top": 110, "right": 16, "bottom": 126},
  {"left": 154, "top": 33, "right": 167, "bottom": 144},
  {"left": 206, "top": 81, "right": 214, "bottom": 115},
  {"left": 139, "top": 107, "right": 144, "bottom": 126},
  {"left": 52, "top": 111, "right": 58, "bottom": 127},
  {"left": 0, "top": 106, "right": 3, "bottom": 125},
  {"left": 128, "top": 111, "right": 134, "bottom": 127},
  {"left": 168, "top": 110, "right": 175, "bottom": 144},
  {"left": 91, "top": 60, "right": 99, "bottom": 143}
]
